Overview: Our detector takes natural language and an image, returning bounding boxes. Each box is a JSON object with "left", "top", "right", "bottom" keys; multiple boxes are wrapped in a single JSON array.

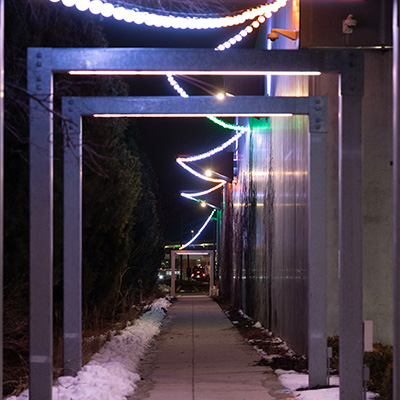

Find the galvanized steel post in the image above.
[
  {"left": 209, "top": 251, "right": 215, "bottom": 296},
  {"left": 62, "top": 98, "right": 82, "bottom": 376},
  {"left": 0, "top": 0, "right": 4, "bottom": 395},
  {"left": 393, "top": 1, "right": 400, "bottom": 398},
  {"left": 338, "top": 51, "right": 364, "bottom": 400},
  {"left": 308, "top": 97, "right": 328, "bottom": 388},
  {"left": 28, "top": 48, "right": 54, "bottom": 400}
]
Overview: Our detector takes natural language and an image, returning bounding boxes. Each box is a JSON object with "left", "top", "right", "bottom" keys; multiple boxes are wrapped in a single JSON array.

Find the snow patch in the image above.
[
  {"left": 8, "top": 298, "right": 171, "bottom": 400},
  {"left": 276, "top": 369, "right": 377, "bottom": 400}
]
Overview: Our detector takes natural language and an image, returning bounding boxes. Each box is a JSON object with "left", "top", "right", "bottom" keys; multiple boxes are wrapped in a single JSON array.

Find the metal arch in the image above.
[
  {"left": 60, "top": 93, "right": 328, "bottom": 385},
  {"left": 170, "top": 250, "right": 215, "bottom": 297},
  {"left": 27, "top": 46, "right": 362, "bottom": 400}
]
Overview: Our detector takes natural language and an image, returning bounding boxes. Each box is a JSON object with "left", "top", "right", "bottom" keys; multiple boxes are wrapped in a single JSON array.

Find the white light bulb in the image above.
[
  {"left": 234, "top": 34, "right": 242, "bottom": 42},
  {"left": 75, "top": 0, "right": 90, "bottom": 11},
  {"left": 170, "top": 18, "right": 180, "bottom": 29},
  {"left": 123, "top": 9, "right": 135, "bottom": 23},
  {"left": 199, "top": 19, "right": 210, "bottom": 29},
  {"left": 100, "top": 2, "right": 114, "bottom": 18},
  {"left": 224, "top": 42, "right": 231, "bottom": 49},
  {"left": 271, "top": 4, "right": 279, "bottom": 12},
  {"left": 237, "top": 15, "right": 245, "bottom": 24},
  {"left": 258, "top": 16, "right": 266, "bottom": 23},
  {"left": 162, "top": 17, "right": 172, "bottom": 29},
  {"left": 246, "top": 26, "right": 253, "bottom": 33},
  {"left": 179, "top": 19, "right": 189, "bottom": 29},
  {"left": 132, "top": 12, "right": 145, "bottom": 25},
  {"left": 88, "top": 0, "right": 102, "bottom": 14},
  {"left": 113, "top": 7, "right": 125, "bottom": 20},
  {"left": 217, "top": 44, "right": 225, "bottom": 51},
  {"left": 240, "top": 30, "right": 247, "bottom": 37},
  {"left": 62, "top": 0, "right": 76, "bottom": 7},
  {"left": 49, "top": 0, "right": 60, "bottom": 2},
  {"left": 229, "top": 38, "right": 236, "bottom": 45},
  {"left": 209, "top": 19, "right": 219, "bottom": 29},
  {"left": 252, "top": 21, "right": 260, "bottom": 29},
  {"left": 144, "top": 15, "right": 154, "bottom": 26}
]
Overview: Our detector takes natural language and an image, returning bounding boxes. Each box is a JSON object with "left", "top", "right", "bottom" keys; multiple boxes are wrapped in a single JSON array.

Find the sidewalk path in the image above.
[{"left": 132, "top": 295, "right": 294, "bottom": 400}]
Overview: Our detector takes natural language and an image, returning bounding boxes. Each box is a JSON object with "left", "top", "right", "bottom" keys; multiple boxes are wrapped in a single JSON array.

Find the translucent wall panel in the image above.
[{"left": 220, "top": 77, "right": 310, "bottom": 355}]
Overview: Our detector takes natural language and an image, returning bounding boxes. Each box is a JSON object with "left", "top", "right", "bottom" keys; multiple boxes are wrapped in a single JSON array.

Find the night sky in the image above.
[{"left": 53, "top": 2, "right": 260, "bottom": 244}]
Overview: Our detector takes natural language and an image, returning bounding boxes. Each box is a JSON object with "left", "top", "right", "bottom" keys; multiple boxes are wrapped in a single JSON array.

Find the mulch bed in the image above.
[{"left": 216, "top": 298, "right": 308, "bottom": 373}]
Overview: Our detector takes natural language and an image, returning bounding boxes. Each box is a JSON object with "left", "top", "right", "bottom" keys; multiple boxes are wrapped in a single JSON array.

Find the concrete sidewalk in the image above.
[{"left": 132, "top": 295, "right": 294, "bottom": 400}]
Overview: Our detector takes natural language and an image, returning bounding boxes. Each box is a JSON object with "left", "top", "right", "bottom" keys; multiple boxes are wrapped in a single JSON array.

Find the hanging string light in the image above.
[
  {"left": 181, "top": 182, "right": 225, "bottom": 203},
  {"left": 49, "top": 0, "right": 287, "bottom": 30},
  {"left": 179, "top": 209, "right": 216, "bottom": 250},
  {"left": 165, "top": 11, "right": 269, "bottom": 129}
]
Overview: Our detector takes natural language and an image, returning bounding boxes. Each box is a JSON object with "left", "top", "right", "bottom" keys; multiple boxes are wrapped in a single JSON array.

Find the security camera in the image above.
[
  {"left": 343, "top": 14, "right": 357, "bottom": 34},
  {"left": 267, "top": 32, "right": 279, "bottom": 41},
  {"left": 345, "top": 14, "right": 357, "bottom": 27}
]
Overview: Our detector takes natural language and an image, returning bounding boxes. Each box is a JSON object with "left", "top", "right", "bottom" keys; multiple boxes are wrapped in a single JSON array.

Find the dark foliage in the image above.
[
  {"left": 328, "top": 336, "right": 393, "bottom": 399},
  {"left": 4, "top": 0, "right": 164, "bottom": 395}
]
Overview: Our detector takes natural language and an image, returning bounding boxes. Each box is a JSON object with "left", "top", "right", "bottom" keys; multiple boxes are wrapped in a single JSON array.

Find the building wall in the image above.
[
  {"left": 220, "top": 2, "right": 310, "bottom": 355},
  {"left": 221, "top": 109, "right": 310, "bottom": 355},
  {"left": 310, "top": 50, "right": 393, "bottom": 343},
  {"left": 362, "top": 51, "right": 393, "bottom": 344},
  {"left": 220, "top": 2, "right": 394, "bottom": 355}
]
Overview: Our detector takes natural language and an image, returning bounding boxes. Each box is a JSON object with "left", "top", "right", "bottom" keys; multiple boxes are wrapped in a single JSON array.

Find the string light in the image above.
[
  {"left": 176, "top": 126, "right": 246, "bottom": 206},
  {"left": 177, "top": 127, "right": 248, "bottom": 165},
  {"left": 181, "top": 182, "right": 225, "bottom": 200},
  {"left": 50, "top": 0, "right": 288, "bottom": 30},
  {"left": 165, "top": 11, "right": 271, "bottom": 129},
  {"left": 206, "top": 116, "right": 247, "bottom": 131},
  {"left": 179, "top": 210, "right": 216, "bottom": 250},
  {"left": 181, "top": 182, "right": 226, "bottom": 206},
  {"left": 215, "top": 13, "right": 268, "bottom": 51}
]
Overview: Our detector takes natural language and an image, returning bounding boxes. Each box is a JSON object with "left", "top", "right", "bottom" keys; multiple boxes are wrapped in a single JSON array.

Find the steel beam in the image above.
[
  {"left": 28, "top": 48, "right": 54, "bottom": 400},
  {"left": 49, "top": 48, "right": 340, "bottom": 74},
  {"left": 63, "top": 95, "right": 320, "bottom": 117},
  {"left": 338, "top": 51, "right": 364, "bottom": 400},
  {"left": 62, "top": 98, "right": 83, "bottom": 376}
]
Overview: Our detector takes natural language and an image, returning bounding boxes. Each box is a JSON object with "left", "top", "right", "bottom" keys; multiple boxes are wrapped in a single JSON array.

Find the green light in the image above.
[
  {"left": 207, "top": 116, "right": 247, "bottom": 131},
  {"left": 249, "top": 117, "right": 271, "bottom": 131}
]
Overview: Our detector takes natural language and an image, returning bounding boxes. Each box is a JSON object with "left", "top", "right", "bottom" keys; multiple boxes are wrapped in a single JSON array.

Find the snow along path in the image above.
[
  {"left": 8, "top": 297, "right": 172, "bottom": 400},
  {"left": 276, "top": 369, "right": 377, "bottom": 400}
]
